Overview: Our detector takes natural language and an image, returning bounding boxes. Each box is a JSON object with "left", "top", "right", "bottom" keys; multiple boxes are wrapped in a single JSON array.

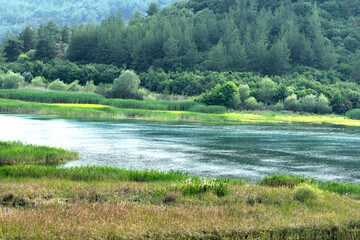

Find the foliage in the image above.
[
  {"left": 196, "top": 82, "right": 240, "bottom": 109},
  {"left": 293, "top": 184, "right": 320, "bottom": 202},
  {"left": 67, "top": 80, "right": 81, "bottom": 92},
  {"left": 345, "top": 109, "right": 360, "bottom": 120},
  {"left": 48, "top": 79, "right": 67, "bottom": 91},
  {"left": 31, "top": 76, "right": 47, "bottom": 88},
  {"left": 112, "top": 70, "right": 140, "bottom": 99},
  {"left": 1, "top": 71, "right": 24, "bottom": 89}
]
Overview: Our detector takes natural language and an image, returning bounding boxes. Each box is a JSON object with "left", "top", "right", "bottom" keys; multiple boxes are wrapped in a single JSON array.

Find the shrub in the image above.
[
  {"left": 301, "top": 94, "right": 317, "bottom": 113},
  {"left": 345, "top": 109, "right": 360, "bottom": 120},
  {"left": 196, "top": 82, "right": 240, "bottom": 109},
  {"left": 293, "top": 184, "right": 320, "bottom": 202},
  {"left": 244, "top": 97, "right": 263, "bottom": 110},
  {"left": 284, "top": 94, "right": 300, "bottom": 111},
  {"left": 48, "top": 79, "right": 67, "bottom": 91},
  {"left": 67, "top": 80, "right": 81, "bottom": 92},
  {"left": 22, "top": 72, "right": 33, "bottom": 82},
  {"left": 317, "top": 94, "right": 332, "bottom": 114},
  {"left": 31, "top": 76, "right": 47, "bottom": 88},
  {"left": 269, "top": 101, "right": 284, "bottom": 111},
  {"left": 2, "top": 71, "right": 25, "bottom": 89},
  {"left": 83, "top": 80, "right": 96, "bottom": 93},
  {"left": 112, "top": 70, "right": 140, "bottom": 99}
]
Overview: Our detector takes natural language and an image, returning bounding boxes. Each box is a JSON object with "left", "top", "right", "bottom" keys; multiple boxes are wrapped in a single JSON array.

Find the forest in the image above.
[
  {"left": 0, "top": 0, "right": 360, "bottom": 115},
  {"left": 0, "top": 0, "right": 177, "bottom": 41}
]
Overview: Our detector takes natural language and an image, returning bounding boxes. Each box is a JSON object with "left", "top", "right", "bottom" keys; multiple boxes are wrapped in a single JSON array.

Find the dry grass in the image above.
[{"left": 1, "top": 179, "right": 360, "bottom": 239}]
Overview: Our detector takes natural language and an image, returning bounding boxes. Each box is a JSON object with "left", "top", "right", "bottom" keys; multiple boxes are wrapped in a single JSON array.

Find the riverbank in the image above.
[
  {"left": 1, "top": 140, "right": 360, "bottom": 239},
  {"left": 1, "top": 98, "right": 360, "bottom": 126},
  {"left": 1, "top": 165, "right": 360, "bottom": 239}
]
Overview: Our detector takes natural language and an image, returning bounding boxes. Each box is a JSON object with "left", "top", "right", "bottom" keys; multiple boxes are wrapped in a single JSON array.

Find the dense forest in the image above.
[
  {"left": 1, "top": 0, "right": 360, "bottom": 114},
  {"left": 0, "top": 0, "right": 176, "bottom": 41}
]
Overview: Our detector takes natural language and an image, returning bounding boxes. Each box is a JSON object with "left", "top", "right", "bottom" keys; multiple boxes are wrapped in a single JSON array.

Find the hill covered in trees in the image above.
[
  {"left": 0, "top": 0, "right": 176, "bottom": 41},
  {"left": 1, "top": 0, "right": 360, "bottom": 115}
]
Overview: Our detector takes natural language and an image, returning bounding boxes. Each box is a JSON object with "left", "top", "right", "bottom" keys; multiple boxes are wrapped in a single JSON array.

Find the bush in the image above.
[
  {"left": 244, "top": 97, "right": 263, "bottom": 110},
  {"left": 293, "top": 184, "right": 320, "bottom": 202},
  {"left": 67, "top": 80, "right": 81, "bottom": 92},
  {"left": 196, "top": 82, "right": 240, "bottom": 109},
  {"left": 83, "top": 80, "right": 96, "bottom": 93},
  {"left": 48, "top": 79, "right": 67, "bottom": 91},
  {"left": 1, "top": 71, "right": 25, "bottom": 89},
  {"left": 22, "top": 72, "right": 33, "bottom": 82},
  {"left": 301, "top": 94, "right": 317, "bottom": 113},
  {"left": 31, "top": 76, "right": 47, "bottom": 88},
  {"left": 284, "top": 94, "right": 300, "bottom": 111},
  {"left": 317, "top": 94, "right": 332, "bottom": 114},
  {"left": 112, "top": 70, "right": 140, "bottom": 99},
  {"left": 346, "top": 109, "right": 360, "bottom": 120}
]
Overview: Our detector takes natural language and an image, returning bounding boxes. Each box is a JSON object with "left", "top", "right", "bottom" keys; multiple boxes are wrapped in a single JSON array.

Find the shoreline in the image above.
[{"left": 1, "top": 98, "right": 360, "bottom": 127}]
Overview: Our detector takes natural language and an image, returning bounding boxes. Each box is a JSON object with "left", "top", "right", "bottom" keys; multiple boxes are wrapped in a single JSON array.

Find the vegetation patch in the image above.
[
  {"left": 0, "top": 141, "right": 79, "bottom": 165},
  {"left": 0, "top": 89, "right": 105, "bottom": 104}
]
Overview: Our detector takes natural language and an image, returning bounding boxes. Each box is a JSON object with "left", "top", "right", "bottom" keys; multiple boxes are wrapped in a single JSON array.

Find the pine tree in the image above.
[{"left": 19, "top": 26, "right": 36, "bottom": 52}]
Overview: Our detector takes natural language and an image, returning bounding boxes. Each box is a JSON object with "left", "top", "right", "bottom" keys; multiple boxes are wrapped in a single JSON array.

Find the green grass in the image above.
[
  {"left": 0, "top": 89, "right": 105, "bottom": 104},
  {"left": 261, "top": 174, "right": 360, "bottom": 199},
  {"left": 0, "top": 165, "right": 188, "bottom": 182},
  {"left": 0, "top": 141, "right": 79, "bottom": 165},
  {"left": 101, "top": 98, "right": 227, "bottom": 114}
]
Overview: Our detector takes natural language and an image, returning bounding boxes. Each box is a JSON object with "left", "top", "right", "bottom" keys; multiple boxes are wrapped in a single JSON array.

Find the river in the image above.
[{"left": 1, "top": 113, "right": 360, "bottom": 183}]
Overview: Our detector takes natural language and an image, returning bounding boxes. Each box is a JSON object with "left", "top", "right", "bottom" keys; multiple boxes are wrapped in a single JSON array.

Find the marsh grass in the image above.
[
  {"left": 0, "top": 89, "right": 105, "bottom": 104},
  {"left": 261, "top": 174, "right": 360, "bottom": 199},
  {"left": 1, "top": 176, "right": 360, "bottom": 239},
  {"left": 0, "top": 165, "right": 188, "bottom": 182},
  {"left": 0, "top": 141, "right": 79, "bottom": 165}
]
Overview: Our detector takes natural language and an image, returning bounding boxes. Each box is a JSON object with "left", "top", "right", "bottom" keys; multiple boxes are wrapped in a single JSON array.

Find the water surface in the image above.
[{"left": 1, "top": 113, "right": 359, "bottom": 183}]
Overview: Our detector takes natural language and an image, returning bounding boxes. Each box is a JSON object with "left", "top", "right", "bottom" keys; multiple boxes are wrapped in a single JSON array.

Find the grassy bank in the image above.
[
  {"left": 1, "top": 98, "right": 360, "bottom": 126},
  {"left": 1, "top": 165, "right": 360, "bottom": 239},
  {"left": 0, "top": 141, "right": 79, "bottom": 165}
]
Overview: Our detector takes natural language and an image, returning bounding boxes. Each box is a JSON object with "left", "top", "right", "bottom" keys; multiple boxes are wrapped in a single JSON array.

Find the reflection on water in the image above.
[{"left": 1, "top": 113, "right": 360, "bottom": 183}]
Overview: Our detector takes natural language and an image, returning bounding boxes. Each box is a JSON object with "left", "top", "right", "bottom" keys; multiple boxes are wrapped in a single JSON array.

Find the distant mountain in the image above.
[{"left": 0, "top": 0, "right": 176, "bottom": 41}]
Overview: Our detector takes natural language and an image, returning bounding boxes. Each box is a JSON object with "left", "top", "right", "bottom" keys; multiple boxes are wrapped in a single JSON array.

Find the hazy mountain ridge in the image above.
[{"left": 0, "top": 0, "right": 176, "bottom": 41}]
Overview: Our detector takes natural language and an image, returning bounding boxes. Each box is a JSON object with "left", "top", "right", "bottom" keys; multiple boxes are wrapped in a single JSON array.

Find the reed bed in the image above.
[
  {"left": 0, "top": 141, "right": 79, "bottom": 165},
  {"left": 101, "top": 98, "right": 227, "bottom": 114},
  {"left": 0, "top": 89, "right": 105, "bottom": 104}
]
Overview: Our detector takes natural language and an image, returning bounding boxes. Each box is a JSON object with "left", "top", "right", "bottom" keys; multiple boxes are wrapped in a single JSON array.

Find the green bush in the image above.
[
  {"left": 196, "top": 82, "right": 240, "bottom": 109},
  {"left": 112, "top": 70, "right": 140, "bottom": 99},
  {"left": 1, "top": 71, "right": 25, "bottom": 89},
  {"left": 31, "top": 76, "right": 47, "bottom": 88},
  {"left": 48, "top": 79, "right": 67, "bottom": 91},
  {"left": 293, "top": 184, "right": 320, "bottom": 202},
  {"left": 67, "top": 80, "right": 81, "bottom": 92},
  {"left": 244, "top": 97, "right": 263, "bottom": 110},
  {"left": 346, "top": 109, "right": 360, "bottom": 120}
]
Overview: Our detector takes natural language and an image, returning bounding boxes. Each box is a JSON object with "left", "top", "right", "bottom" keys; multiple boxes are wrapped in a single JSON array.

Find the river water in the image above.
[{"left": 1, "top": 113, "right": 360, "bottom": 183}]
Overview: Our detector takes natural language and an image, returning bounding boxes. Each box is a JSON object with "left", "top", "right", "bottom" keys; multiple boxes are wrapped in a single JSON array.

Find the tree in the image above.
[
  {"left": 301, "top": 94, "right": 317, "bottom": 113},
  {"left": 61, "top": 25, "right": 71, "bottom": 43},
  {"left": 267, "top": 38, "right": 290, "bottom": 75},
  {"left": 257, "top": 77, "right": 277, "bottom": 105},
  {"left": 112, "top": 70, "right": 140, "bottom": 99},
  {"left": 20, "top": 26, "right": 36, "bottom": 52},
  {"left": 4, "top": 37, "right": 22, "bottom": 62},
  {"left": 205, "top": 41, "right": 227, "bottom": 71},
  {"left": 48, "top": 79, "right": 67, "bottom": 91},
  {"left": 317, "top": 94, "right": 331, "bottom": 113},
  {"left": 146, "top": 2, "right": 160, "bottom": 16}
]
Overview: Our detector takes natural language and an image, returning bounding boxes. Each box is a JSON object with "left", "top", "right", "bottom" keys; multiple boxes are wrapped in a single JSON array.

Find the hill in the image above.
[{"left": 0, "top": 0, "right": 176, "bottom": 41}]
